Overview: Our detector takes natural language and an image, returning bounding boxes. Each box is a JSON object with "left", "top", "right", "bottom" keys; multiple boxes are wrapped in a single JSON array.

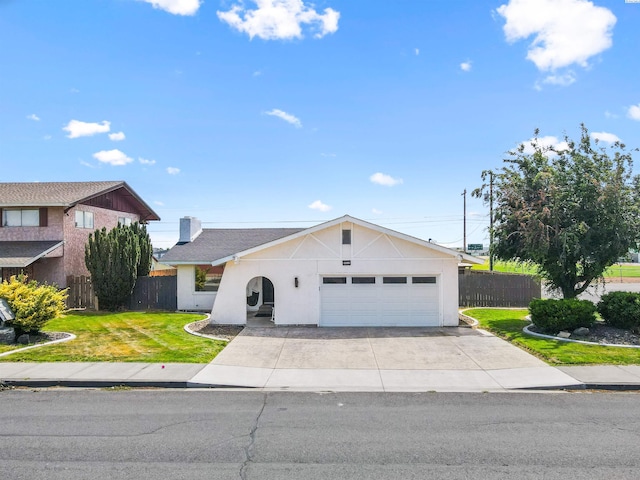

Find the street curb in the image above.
[{"left": 1, "top": 379, "right": 190, "bottom": 389}]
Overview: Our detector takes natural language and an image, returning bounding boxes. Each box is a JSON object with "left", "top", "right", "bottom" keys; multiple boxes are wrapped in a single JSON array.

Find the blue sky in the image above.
[{"left": 2, "top": 0, "right": 639, "bottom": 249}]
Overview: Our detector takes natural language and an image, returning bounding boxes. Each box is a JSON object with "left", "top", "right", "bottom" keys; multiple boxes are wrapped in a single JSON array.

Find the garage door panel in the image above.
[{"left": 320, "top": 276, "right": 440, "bottom": 327}]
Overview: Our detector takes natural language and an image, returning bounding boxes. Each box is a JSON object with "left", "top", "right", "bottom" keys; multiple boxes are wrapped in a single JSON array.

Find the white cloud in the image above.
[
  {"left": 141, "top": 0, "right": 201, "bottom": 16},
  {"left": 521, "top": 135, "right": 569, "bottom": 155},
  {"left": 372, "top": 208, "right": 383, "bottom": 215},
  {"left": 541, "top": 71, "right": 576, "bottom": 86},
  {"left": 167, "top": 167, "right": 180, "bottom": 175},
  {"left": 70, "top": 88, "right": 80, "bottom": 94},
  {"left": 217, "top": 0, "right": 340, "bottom": 40},
  {"left": 92, "top": 149, "right": 133, "bottom": 166},
  {"left": 628, "top": 104, "right": 640, "bottom": 121},
  {"left": 43, "top": 135, "right": 52, "bottom": 141},
  {"left": 605, "top": 110, "right": 619, "bottom": 119},
  {"left": 308, "top": 200, "right": 332, "bottom": 212},
  {"left": 415, "top": 48, "right": 420, "bottom": 56},
  {"left": 139, "top": 157, "right": 157, "bottom": 165},
  {"left": 370, "top": 172, "right": 403, "bottom": 187},
  {"left": 265, "top": 108, "right": 302, "bottom": 128},
  {"left": 496, "top": 0, "right": 616, "bottom": 71},
  {"left": 460, "top": 61, "right": 472, "bottom": 72},
  {"left": 27, "top": 114, "right": 40, "bottom": 121},
  {"left": 253, "top": 70, "right": 263, "bottom": 76},
  {"left": 109, "top": 131, "right": 126, "bottom": 141},
  {"left": 63, "top": 120, "right": 110, "bottom": 139},
  {"left": 154, "top": 201, "right": 165, "bottom": 206},
  {"left": 591, "top": 131, "right": 621, "bottom": 144},
  {"left": 320, "top": 152, "right": 336, "bottom": 157}
]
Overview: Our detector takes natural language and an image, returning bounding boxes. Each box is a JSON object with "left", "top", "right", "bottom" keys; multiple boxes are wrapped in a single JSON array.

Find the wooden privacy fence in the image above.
[
  {"left": 128, "top": 276, "right": 177, "bottom": 311},
  {"left": 459, "top": 270, "right": 541, "bottom": 308},
  {"left": 66, "top": 275, "right": 95, "bottom": 309},
  {"left": 66, "top": 275, "right": 177, "bottom": 311}
]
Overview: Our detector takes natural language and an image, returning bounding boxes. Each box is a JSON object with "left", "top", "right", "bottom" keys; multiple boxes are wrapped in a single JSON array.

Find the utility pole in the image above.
[
  {"left": 489, "top": 172, "right": 494, "bottom": 272},
  {"left": 462, "top": 189, "right": 467, "bottom": 254}
]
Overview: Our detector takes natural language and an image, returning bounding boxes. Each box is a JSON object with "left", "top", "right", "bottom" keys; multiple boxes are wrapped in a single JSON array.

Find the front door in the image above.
[{"left": 262, "top": 277, "right": 274, "bottom": 304}]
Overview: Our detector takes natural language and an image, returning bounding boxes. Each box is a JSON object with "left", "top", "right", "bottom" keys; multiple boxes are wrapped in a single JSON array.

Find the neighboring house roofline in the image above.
[
  {"left": 0, "top": 240, "right": 64, "bottom": 268},
  {"left": 210, "top": 214, "right": 484, "bottom": 266},
  {"left": 0, "top": 181, "right": 160, "bottom": 221}
]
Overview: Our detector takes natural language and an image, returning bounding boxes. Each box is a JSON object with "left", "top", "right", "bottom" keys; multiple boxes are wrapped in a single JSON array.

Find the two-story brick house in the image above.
[{"left": 0, "top": 181, "right": 159, "bottom": 287}]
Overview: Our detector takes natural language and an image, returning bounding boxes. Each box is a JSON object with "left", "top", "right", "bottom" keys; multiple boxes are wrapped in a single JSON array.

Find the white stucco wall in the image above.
[
  {"left": 176, "top": 265, "right": 216, "bottom": 311},
  {"left": 210, "top": 222, "right": 461, "bottom": 326}
]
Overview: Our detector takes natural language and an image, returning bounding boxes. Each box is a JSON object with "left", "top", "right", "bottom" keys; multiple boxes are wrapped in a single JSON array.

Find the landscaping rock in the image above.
[
  {"left": 16, "top": 334, "right": 30, "bottom": 345},
  {"left": 0, "top": 327, "right": 15, "bottom": 345},
  {"left": 573, "top": 327, "right": 590, "bottom": 336},
  {"left": 557, "top": 331, "right": 572, "bottom": 339}
]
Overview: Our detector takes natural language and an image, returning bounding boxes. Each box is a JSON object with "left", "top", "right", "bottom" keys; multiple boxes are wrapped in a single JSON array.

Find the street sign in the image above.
[{"left": 467, "top": 244, "right": 483, "bottom": 251}]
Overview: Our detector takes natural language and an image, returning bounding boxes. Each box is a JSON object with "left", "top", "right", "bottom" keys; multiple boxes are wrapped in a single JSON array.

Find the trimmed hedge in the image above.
[
  {"left": 597, "top": 291, "right": 640, "bottom": 331},
  {"left": 529, "top": 298, "right": 596, "bottom": 334}
]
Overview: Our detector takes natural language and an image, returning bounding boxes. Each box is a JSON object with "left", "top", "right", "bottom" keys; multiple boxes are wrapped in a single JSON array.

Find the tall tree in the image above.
[
  {"left": 130, "top": 222, "right": 152, "bottom": 277},
  {"left": 474, "top": 125, "right": 640, "bottom": 298},
  {"left": 85, "top": 224, "right": 140, "bottom": 310}
]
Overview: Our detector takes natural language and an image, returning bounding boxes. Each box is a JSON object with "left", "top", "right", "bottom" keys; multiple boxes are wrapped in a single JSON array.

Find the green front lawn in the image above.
[
  {"left": 0, "top": 311, "right": 225, "bottom": 363},
  {"left": 470, "top": 259, "right": 640, "bottom": 278},
  {"left": 464, "top": 308, "right": 640, "bottom": 365}
]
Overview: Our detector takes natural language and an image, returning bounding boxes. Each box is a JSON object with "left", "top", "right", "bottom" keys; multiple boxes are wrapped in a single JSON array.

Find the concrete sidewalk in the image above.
[
  {"left": 0, "top": 362, "right": 206, "bottom": 388},
  {"left": 2, "top": 361, "right": 640, "bottom": 391}
]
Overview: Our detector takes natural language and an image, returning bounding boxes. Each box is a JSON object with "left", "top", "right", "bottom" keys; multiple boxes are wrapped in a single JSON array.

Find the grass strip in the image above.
[{"left": 464, "top": 308, "right": 640, "bottom": 365}]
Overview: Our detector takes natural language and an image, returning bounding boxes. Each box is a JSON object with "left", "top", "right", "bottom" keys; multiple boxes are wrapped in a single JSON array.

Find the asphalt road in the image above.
[{"left": 0, "top": 390, "right": 639, "bottom": 479}]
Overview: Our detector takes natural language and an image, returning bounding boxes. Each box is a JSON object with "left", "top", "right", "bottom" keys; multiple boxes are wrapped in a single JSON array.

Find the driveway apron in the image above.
[{"left": 188, "top": 326, "right": 581, "bottom": 391}]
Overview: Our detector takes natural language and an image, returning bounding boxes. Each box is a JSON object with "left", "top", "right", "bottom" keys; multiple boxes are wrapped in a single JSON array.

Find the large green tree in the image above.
[
  {"left": 85, "top": 222, "right": 151, "bottom": 310},
  {"left": 474, "top": 125, "right": 640, "bottom": 299}
]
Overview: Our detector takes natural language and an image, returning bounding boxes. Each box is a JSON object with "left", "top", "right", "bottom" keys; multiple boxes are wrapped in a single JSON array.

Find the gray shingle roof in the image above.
[
  {"left": 162, "top": 228, "right": 305, "bottom": 264},
  {"left": 0, "top": 241, "right": 64, "bottom": 268},
  {"left": 0, "top": 181, "right": 124, "bottom": 207}
]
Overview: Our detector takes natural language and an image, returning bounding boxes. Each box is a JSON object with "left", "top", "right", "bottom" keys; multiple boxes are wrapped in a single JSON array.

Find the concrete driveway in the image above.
[{"left": 189, "top": 327, "right": 581, "bottom": 392}]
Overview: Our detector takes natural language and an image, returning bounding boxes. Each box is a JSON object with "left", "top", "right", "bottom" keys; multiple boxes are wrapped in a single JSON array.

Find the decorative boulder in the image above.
[
  {"left": 557, "top": 331, "right": 572, "bottom": 339},
  {"left": 0, "top": 327, "right": 15, "bottom": 345},
  {"left": 16, "top": 334, "right": 30, "bottom": 345},
  {"left": 573, "top": 327, "right": 590, "bottom": 336}
]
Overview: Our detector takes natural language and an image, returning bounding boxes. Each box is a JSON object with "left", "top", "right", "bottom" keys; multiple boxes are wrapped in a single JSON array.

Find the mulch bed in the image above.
[
  {"left": 531, "top": 323, "right": 640, "bottom": 346},
  {"left": 189, "top": 319, "right": 243, "bottom": 341}
]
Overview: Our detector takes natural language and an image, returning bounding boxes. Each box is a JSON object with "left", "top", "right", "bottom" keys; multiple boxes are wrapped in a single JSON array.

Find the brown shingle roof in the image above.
[
  {"left": 0, "top": 181, "right": 124, "bottom": 206},
  {"left": 0, "top": 181, "right": 159, "bottom": 221}
]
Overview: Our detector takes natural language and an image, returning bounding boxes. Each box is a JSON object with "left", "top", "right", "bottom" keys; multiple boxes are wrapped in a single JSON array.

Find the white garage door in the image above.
[{"left": 320, "top": 276, "right": 440, "bottom": 327}]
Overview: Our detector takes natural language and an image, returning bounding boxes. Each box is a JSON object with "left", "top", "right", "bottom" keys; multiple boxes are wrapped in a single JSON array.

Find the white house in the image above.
[{"left": 162, "top": 215, "right": 483, "bottom": 327}]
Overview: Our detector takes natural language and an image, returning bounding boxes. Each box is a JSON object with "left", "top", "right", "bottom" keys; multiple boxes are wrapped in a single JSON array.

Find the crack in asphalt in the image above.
[{"left": 240, "top": 393, "right": 268, "bottom": 480}]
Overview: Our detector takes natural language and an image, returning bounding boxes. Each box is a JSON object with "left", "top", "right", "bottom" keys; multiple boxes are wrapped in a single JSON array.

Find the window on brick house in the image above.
[
  {"left": 2, "top": 209, "right": 39, "bottom": 227},
  {"left": 75, "top": 210, "right": 94, "bottom": 229}
]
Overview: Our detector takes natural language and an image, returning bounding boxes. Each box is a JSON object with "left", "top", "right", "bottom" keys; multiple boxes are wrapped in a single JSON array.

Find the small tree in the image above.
[
  {"left": 474, "top": 124, "right": 640, "bottom": 298},
  {"left": 0, "top": 275, "right": 67, "bottom": 337},
  {"left": 85, "top": 224, "right": 140, "bottom": 310}
]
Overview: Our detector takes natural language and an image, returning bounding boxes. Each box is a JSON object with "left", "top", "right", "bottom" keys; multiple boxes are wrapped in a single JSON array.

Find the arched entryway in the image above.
[{"left": 246, "top": 276, "right": 275, "bottom": 324}]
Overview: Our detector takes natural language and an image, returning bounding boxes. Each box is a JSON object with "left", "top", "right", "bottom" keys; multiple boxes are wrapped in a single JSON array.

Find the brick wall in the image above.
[{"left": 63, "top": 204, "right": 140, "bottom": 285}]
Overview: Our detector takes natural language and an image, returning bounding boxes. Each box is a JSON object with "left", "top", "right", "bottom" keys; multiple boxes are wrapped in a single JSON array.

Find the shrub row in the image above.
[
  {"left": 530, "top": 291, "right": 640, "bottom": 334},
  {"left": 529, "top": 299, "right": 596, "bottom": 334}
]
